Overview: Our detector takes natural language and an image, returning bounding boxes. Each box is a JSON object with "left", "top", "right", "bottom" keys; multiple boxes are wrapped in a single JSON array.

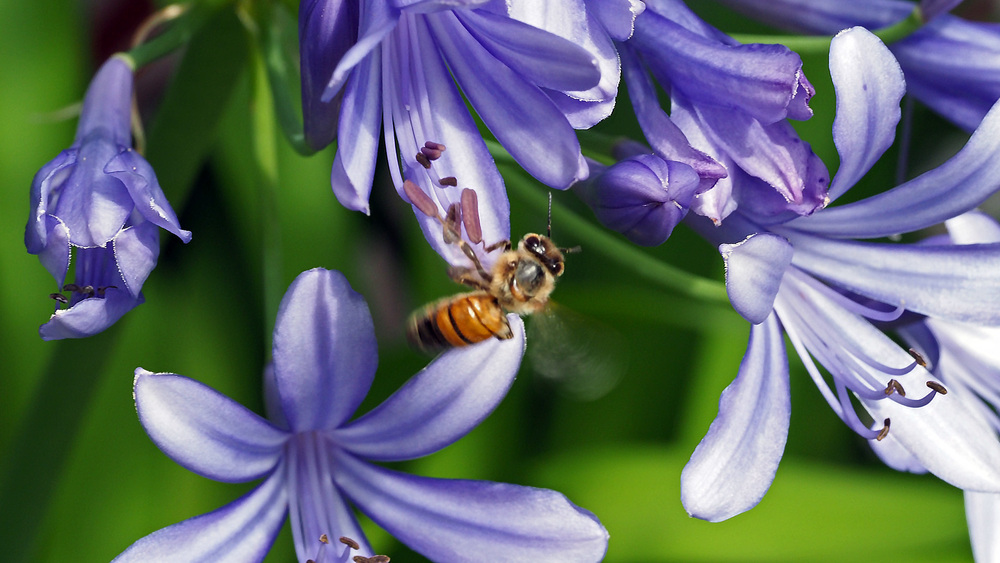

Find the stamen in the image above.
[
  {"left": 354, "top": 556, "right": 391, "bottom": 563},
  {"left": 461, "top": 189, "right": 482, "bottom": 244},
  {"left": 403, "top": 179, "right": 440, "bottom": 218},
  {"left": 50, "top": 293, "right": 68, "bottom": 304},
  {"left": 926, "top": 381, "right": 948, "bottom": 395},
  {"left": 420, "top": 145, "right": 443, "bottom": 161},
  {"left": 96, "top": 285, "right": 117, "bottom": 297},
  {"left": 884, "top": 379, "right": 906, "bottom": 397},
  {"left": 908, "top": 348, "right": 927, "bottom": 367},
  {"left": 443, "top": 203, "right": 462, "bottom": 244},
  {"left": 340, "top": 537, "right": 360, "bottom": 550},
  {"left": 424, "top": 141, "right": 446, "bottom": 152},
  {"left": 63, "top": 283, "right": 80, "bottom": 292},
  {"left": 439, "top": 176, "right": 458, "bottom": 187},
  {"left": 320, "top": 535, "right": 330, "bottom": 544},
  {"left": 876, "top": 418, "right": 891, "bottom": 441},
  {"left": 415, "top": 152, "right": 432, "bottom": 169}
]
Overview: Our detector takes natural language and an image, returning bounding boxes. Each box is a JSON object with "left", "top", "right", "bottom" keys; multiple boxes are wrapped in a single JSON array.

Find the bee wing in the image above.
[{"left": 526, "top": 302, "right": 628, "bottom": 401}]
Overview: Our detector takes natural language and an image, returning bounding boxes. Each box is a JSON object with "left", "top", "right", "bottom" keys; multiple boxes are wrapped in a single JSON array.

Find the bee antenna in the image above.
[
  {"left": 561, "top": 245, "right": 582, "bottom": 254},
  {"left": 547, "top": 192, "right": 553, "bottom": 239}
]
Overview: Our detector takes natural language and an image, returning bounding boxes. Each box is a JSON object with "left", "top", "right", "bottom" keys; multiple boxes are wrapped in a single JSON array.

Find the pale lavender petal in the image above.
[
  {"left": 25, "top": 149, "right": 76, "bottom": 253},
  {"left": 681, "top": 314, "right": 790, "bottom": 522},
  {"left": 329, "top": 50, "right": 381, "bottom": 214},
  {"left": 37, "top": 216, "right": 71, "bottom": 288},
  {"left": 39, "top": 286, "right": 141, "bottom": 341},
  {"left": 334, "top": 451, "right": 609, "bottom": 562},
  {"left": 721, "top": 233, "right": 793, "bottom": 325},
  {"left": 134, "top": 369, "right": 288, "bottom": 483},
  {"left": 334, "top": 316, "right": 524, "bottom": 460},
  {"left": 114, "top": 221, "right": 159, "bottom": 298},
  {"left": 112, "top": 464, "right": 288, "bottom": 563},
  {"left": 323, "top": 0, "right": 398, "bottom": 101},
  {"left": 788, "top": 233, "right": 1000, "bottom": 324},
  {"left": 827, "top": 27, "right": 905, "bottom": 202},
  {"left": 52, "top": 138, "right": 132, "bottom": 248},
  {"left": 104, "top": 148, "right": 193, "bottom": 242},
  {"left": 789, "top": 97, "right": 1000, "bottom": 238},
  {"left": 588, "top": 0, "right": 644, "bottom": 41},
  {"left": 945, "top": 210, "right": 1000, "bottom": 244},
  {"left": 272, "top": 269, "right": 377, "bottom": 432},
  {"left": 966, "top": 491, "right": 1000, "bottom": 563},
  {"left": 868, "top": 425, "right": 928, "bottom": 474},
  {"left": 76, "top": 56, "right": 133, "bottom": 147}
]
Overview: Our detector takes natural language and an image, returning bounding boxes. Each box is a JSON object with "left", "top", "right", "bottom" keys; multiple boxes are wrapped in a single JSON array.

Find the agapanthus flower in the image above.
[
  {"left": 300, "top": 0, "right": 640, "bottom": 264},
  {"left": 715, "top": 0, "right": 1000, "bottom": 132},
  {"left": 619, "top": 0, "right": 828, "bottom": 225},
  {"left": 25, "top": 55, "right": 192, "bottom": 341},
  {"left": 114, "top": 268, "right": 609, "bottom": 562},
  {"left": 678, "top": 27, "right": 1000, "bottom": 522}
]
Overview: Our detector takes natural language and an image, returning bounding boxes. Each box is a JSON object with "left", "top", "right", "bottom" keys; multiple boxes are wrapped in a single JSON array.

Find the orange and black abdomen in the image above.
[{"left": 407, "top": 291, "right": 513, "bottom": 353}]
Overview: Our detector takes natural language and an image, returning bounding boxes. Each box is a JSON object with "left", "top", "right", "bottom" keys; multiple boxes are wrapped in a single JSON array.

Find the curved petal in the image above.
[
  {"left": 112, "top": 463, "right": 288, "bottom": 563},
  {"left": 429, "top": 11, "right": 587, "bottom": 188},
  {"left": 272, "top": 269, "right": 377, "bottom": 432},
  {"left": 945, "top": 210, "right": 1000, "bottom": 244},
  {"left": 329, "top": 48, "right": 382, "bottom": 214},
  {"left": 52, "top": 136, "right": 132, "bottom": 248},
  {"left": 721, "top": 233, "right": 793, "bottom": 325},
  {"left": 868, "top": 424, "right": 929, "bottom": 474},
  {"left": 323, "top": 0, "right": 399, "bottom": 102},
  {"left": 114, "top": 221, "right": 160, "bottom": 298},
  {"left": 966, "top": 491, "right": 1000, "bottom": 563},
  {"left": 37, "top": 216, "right": 71, "bottom": 288},
  {"left": 789, "top": 96, "right": 1000, "bottom": 238},
  {"left": 788, "top": 233, "right": 1000, "bottom": 325},
  {"left": 134, "top": 369, "right": 288, "bottom": 483},
  {"left": 76, "top": 56, "right": 134, "bottom": 147},
  {"left": 681, "top": 313, "right": 790, "bottom": 522},
  {"left": 827, "top": 27, "right": 905, "bottom": 202},
  {"left": 25, "top": 149, "right": 76, "bottom": 253},
  {"left": 588, "top": 0, "right": 644, "bottom": 41},
  {"left": 334, "top": 451, "right": 609, "bottom": 562},
  {"left": 300, "top": 0, "right": 358, "bottom": 151},
  {"left": 334, "top": 316, "right": 525, "bottom": 460},
  {"left": 39, "top": 285, "right": 141, "bottom": 341},
  {"left": 104, "top": 148, "right": 193, "bottom": 243}
]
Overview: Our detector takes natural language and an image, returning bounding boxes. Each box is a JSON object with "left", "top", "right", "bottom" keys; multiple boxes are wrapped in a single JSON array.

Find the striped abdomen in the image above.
[{"left": 407, "top": 291, "right": 513, "bottom": 353}]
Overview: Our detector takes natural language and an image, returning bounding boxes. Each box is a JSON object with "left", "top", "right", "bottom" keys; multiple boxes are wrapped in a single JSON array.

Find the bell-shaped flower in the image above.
[
  {"left": 716, "top": 0, "right": 1000, "bottom": 132},
  {"left": 24, "top": 55, "right": 192, "bottom": 340},
  {"left": 680, "top": 27, "right": 1000, "bottom": 522},
  {"left": 300, "top": 0, "right": 637, "bottom": 262},
  {"left": 114, "top": 268, "right": 608, "bottom": 563},
  {"left": 619, "top": 0, "right": 828, "bottom": 224}
]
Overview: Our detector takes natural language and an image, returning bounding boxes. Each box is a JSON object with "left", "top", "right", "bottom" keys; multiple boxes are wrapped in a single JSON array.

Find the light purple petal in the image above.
[
  {"left": 76, "top": 56, "right": 134, "bottom": 147},
  {"left": 39, "top": 286, "right": 141, "bottom": 341},
  {"left": 827, "top": 27, "right": 905, "bottom": 202},
  {"left": 709, "top": 0, "right": 911, "bottom": 35},
  {"left": 789, "top": 97, "right": 1000, "bottom": 238},
  {"left": 588, "top": 0, "right": 644, "bottom": 41},
  {"left": 945, "top": 210, "right": 1000, "bottom": 244},
  {"left": 112, "top": 464, "right": 288, "bottom": 563},
  {"left": 868, "top": 425, "right": 929, "bottom": 474},
  {"left": 114, "top": 221, "right": 160, "bottom": 298},
  {"left": 300, "top": 0, "right": 357, "bottom": 151},
  {"left": 721, "top": 233, "right": 793, "bottom": 325},
  {"left": 429, "top": 11, "right": 587, "bottom": 188},
  {"left": 787, "top": 233, "right": 1000, "bottom": 324},
  {"left": 52, "top": 136, "right": 132, "bottom": 248},
  {"left": 25, "top": 149, "right": 76, "bottom": 253},
  {"left": 323, "top": 0, "right": 399, "bottom": 102},
  {"left": 681, "top": 313, "right": 790, "bottom": 522},
  {"left": 395, "top": 0, "right": 490, "bottom": 12},
  {"left": 272, "top": 269, "right": 377, "bottom": 432},
  {"left": 333, "top": 316, "right": 525, "bottom": 460},
  {"left": 134, "top": 369, "right": 288, "bottom": 483},
  {"left": 334, "top": 451, "right": 609, "bottom": 562},
  {"left": 104, "top": 148, "right": 193, "bottom": 242},
  {"left": 966, "top": 491, "right": 1000, "bottom": 563},
  {"left": 329, "top": 49, "right": 381, "bottom": 214},
  {"left": 37, "top": 216, "right": 71, "bottom": 288}
]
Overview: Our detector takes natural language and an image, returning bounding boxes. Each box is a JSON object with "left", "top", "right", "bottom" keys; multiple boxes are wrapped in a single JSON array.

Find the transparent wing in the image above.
[{"left": 527, "top": 302, "right": 628, "bottom": 401}]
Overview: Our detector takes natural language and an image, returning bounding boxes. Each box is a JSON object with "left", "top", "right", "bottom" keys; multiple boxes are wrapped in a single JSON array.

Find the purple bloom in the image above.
[
  {"left": 300, "top": 0, "right": 634, "bottom": 264},
  {"left": 716, "top": 0, "right": 1000, "bottom": 132},
  {"left": 680, "top": 28, "right": 1000, "bottom": 522},
  {"left": 25, "top": 56, "right": 192, "bottom": 340},
  {"left": 619, "top": 0, "right": 827, "bottom": 225},
  {"left": 114, "top": 268, "right": 608, "bottom": 562}
]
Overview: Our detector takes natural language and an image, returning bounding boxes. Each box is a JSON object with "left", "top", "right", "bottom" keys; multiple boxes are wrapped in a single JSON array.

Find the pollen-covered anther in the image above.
[
  {"left": 420, "top": 145, "right": 443, "bottom": 161},
  {"left": 415, "top": 152, "right": 432, "bottom": 169},
  {"left": 907, "top": 348, "right": 928, "bottom": 367},
  {"left": 353, "top": 556, "right": 390, "bottom": 563},
  {"left": 876, "top": 418, "right": 891, "bottom": 441},
  {"left": 403, "top": 179, "right": 440, "bottom": 218},
  {"left": 424, "top": 141, "right": 446, "bottom": 152},
  {"left": 319, "top": 534, "right": 329, "bottom": 544},
  {"left": 461, "top": 188, "right": 483, "bottom": 244},
  {"left": 439, "top": 176, "right": 458, "bottom": 187},
  {"left": 884, "top": 379, "right": 906, "bottom": 397},
  {"left": 926, "top": 381, "right": 948, "bottom": 395},
  {"left": 339, "top": 536, "right": 360, "bottom": 550},
  {"left": 50, "top": 292, "right": 69, "bottom": 304}
]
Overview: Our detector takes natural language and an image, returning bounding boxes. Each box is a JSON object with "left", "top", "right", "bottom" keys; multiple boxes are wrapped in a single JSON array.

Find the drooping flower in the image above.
[
  {"left": 114, "top": 268, "right": 609, "bottom": 562},
  {"left": 300, "top": 0, "right": 638, "bottom": 264},
  {"left": 679, "top": 27, "right": 1000, "bottom": 522},
  {"left": 618, "top": 0, "right": 828, "bottom": 225},
  {"left": 715, "top": 0, "right": 1000, "bottom": 132},
  {"left": 25, "top": 55, "right": 192, "bottom": 340}
]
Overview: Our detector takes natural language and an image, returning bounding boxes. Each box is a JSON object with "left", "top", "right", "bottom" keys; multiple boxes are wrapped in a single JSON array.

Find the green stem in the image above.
[
  {"left": 123, "top": 2, "right": 226, "bottom": 69},
  {"left": 730, "top": 7, "right": 924, "bottom": 54}
]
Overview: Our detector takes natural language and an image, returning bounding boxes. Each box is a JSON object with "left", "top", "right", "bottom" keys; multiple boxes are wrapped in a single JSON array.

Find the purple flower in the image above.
[
  {"left": 680, "top": 28, "right": 1000, "bottom": 522},
  {"left": 716, "top": 0, "right": 1000, "bottom": 132},
  {"left": 114, "top": 268, "right": 609, "bottom": 562},
  {"left": 300, "top": 0, "right": 634, "bottom": 263},
  {"left": 24, "top": 56, "right": 192, "bottom": 340},
  {"left": 619, "top": 0, "right": 828, "bottom": 225}
]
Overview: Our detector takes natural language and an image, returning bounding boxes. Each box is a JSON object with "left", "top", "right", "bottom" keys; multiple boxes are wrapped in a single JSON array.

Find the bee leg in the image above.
[
  {"left": 493, "top": 316, "right": 513, "bottom": 340},
  {"left": 483, "top": 239, "right": 511, "bottom": 253},
  {"left": 448, "top": 266, "right": 490, "bottom": 290}
]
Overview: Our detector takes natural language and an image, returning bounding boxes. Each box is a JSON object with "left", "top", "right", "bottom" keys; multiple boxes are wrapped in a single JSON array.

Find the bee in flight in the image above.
[{"left": 401, "top": 155, "right": 575, "bottom": 353}]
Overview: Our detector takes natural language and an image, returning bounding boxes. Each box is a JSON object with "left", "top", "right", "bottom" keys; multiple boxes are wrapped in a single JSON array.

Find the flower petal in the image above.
[
  {"left": 329, "top": 48, "right": 381, "bottom": 214},
  {"left": 36, "top": 215, "right": 71, "bottom": 288},
  {"left": 39, "top": 285, "right": 141, "bottom": 341},
  {"left": 721, "top": 233, "right": 793, "bottom": 325},
  {"left": 966, "top": 491, "right": 1000, "bottom": 563},
  {"left": 681, "top": 313, "right": 790, "bottom": 522},
  {"left": 25, "top": 149, "right": 76, "bottom": 254},
  {"left": 272, "top": 269, "right": 377, "bottom": 432},
  {"left": 300, "top": 0, "right": 358, "bottom": 151},
  {"left": 334, "top": 451, "right": 609, "bottom": 562},
  {"left": 323, "top": 0, "right": 399, "bottom": 102},
  {"left": 76, "top": 56, "right": 134, "bottom": 147},
  {"left": 112, "top": 464, "right": 288, "bottom": 563},
  {"left": 588, "top": 0, "right": 644, "bottom": 41},
  {"left": 104, "top": 148, "right": 193, "bottom": 243},
  {"left": 827, "top": 27, "right": 905, "bottom": 202},
  {"left": 52, "top": 136, "right": 132, "bottom": 248},
  {"left": 134, "top": 369, "right": 288, "bottom": 483},
  {"left": 334, "top": 316, "right": 525, "bottom": 460},
  {"left": 114, "top": 221, "right": 160, "bottom": 298},
  {"left": 868, "top": 424, "right": 928, "bottom": 474},
  {"left": 945, "top": 210, "right": 1000, "bottom": 244}
]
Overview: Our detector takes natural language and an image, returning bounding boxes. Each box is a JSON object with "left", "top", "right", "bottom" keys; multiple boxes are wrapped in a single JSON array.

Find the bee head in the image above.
[{"left": 520, "top": 233, "right": 564, "bottom": 277}]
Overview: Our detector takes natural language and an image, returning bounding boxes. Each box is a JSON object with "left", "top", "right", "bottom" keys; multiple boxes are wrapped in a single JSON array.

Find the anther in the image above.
[
  {"left": 354, "top": 556, "right": 390, "bottom": 563},
  {"left": 908, "top": 348, "right": 927, "bottom": 367},
  {"left": 50, "top": 293, "right": 68, "bottom": 304},
  {"left": 439, "top": 176, "right": 458, "bottom": 187},
  {"left": 461, "top": 189, "right": 483, "bottom": 244},
  {"left": 63, "top": 283, "right": 80, "bottom": 292},
  {"left": 319, "top": 534, "right": 329, "bottom": 544},
  {"left": 415, "top": 152, "right": 432, "bottom": 169},
  {"left": 96, "top": 285, "right": 117, "bottom": 297},
  {"left": 420, "top": 146, "right": 443, "bottom": 161},
  {"left": 424, "top": 141, "right": 446, "bottom": 152},
  {"left": 926, "top": 381, "right": 948, "bottom": 395},
  {"left": 884, "top": 379, "right": 906, "bottom": 397},
  {"left": 876, "top": 418, "right": 891, "bottom": 441},
  {"left": 339, "top": 537, "right": 360, "bottom": 550},
  {"left": 79, "top": 285, "right": 95, "bottom": 297},
  {"left": 443, "top": 203, "right": 462, "bottom": 244},
  {"left": 403, "top": 179, "right": 440, "bottom": 218}
]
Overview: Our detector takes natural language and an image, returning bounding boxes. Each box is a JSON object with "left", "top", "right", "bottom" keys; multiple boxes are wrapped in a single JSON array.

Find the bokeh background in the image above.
[{"left": 2, "top": 1, "right": 996, "bottom": 561}]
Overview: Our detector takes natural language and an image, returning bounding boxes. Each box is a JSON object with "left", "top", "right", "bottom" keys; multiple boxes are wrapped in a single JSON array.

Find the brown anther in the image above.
[
  {"left": 96, "top": 285, "right": 118, "bottom": 297},
  {"left": 79, "top": 285, "right": 95, "bottom": 297},
  {"left": 319, "top": 534, "right": 329, "bottom": 544},
  {"left": 63, "top": 283, "right": 81, "bottom": 292},
  {"left": 50, "top": 293, "right": 69, "bottom": 304},
  {"left": 424, "top": 141, "right": 446, "bottom": 152},
  {"left": 884, "top": 379, "right": 906, "bottom": 397},
  {"left": 908, "top": 348, "right": 927, "bottom": 367},
  {"left": 353, "top": 556, "right": 390, "bottom": 563},
  {"left": 438, "top": 176, "right": 458, "bottom": 187},
  {"left": 876, "top": 418, "right": 891, "bottom": 441},
  {"left": 443, "top": 203, "right": 462, "bottom": 244},
  {"left": 420, "top": 146, "right": 443, "bottom": 161},
  {"left": 403, "top": 179, "right": 440, "bottom": 218},
  {"left": 461, "top": 188, "right": 482, "bottom": 244},
  {"left": 415, "top": 152, "right": 432, "bottom": 169},
  {"left": 926, "top": 381, "right": 948, "bottom": 395},
  {"left": 339, "top": 536, "right": 360, "bottom": 550}
]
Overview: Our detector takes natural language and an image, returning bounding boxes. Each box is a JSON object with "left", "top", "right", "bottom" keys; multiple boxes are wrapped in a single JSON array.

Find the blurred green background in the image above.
[{"left": 0, "top": 1, "right": 982, "bottom": 562}]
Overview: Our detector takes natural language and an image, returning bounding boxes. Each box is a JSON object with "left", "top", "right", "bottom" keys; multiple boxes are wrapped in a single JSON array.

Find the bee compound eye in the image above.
[{"left": 525, "top": 235, "right": 540, "bottom": 250}]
